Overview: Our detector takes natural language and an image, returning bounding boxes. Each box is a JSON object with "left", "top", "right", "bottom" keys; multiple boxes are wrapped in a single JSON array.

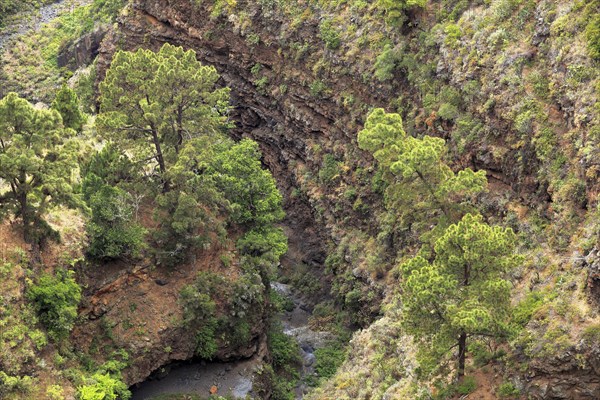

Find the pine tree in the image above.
[
  {"left": 399, "top": 213, "right": 521, "bottom": 379},
  {"left": 358, "top": 108, "right": 487, "bottom": 244},
  {"left": 0, "top": 92, "right": 81, "bottom": 244},
  {"left": 209, "top": 139, "right": 285, "bottom": 227},
  {"left": 51, "top": 84, "right": 86, "bottom": 133},
  {"left": 97, "top": 43, "right": 230, "bottom": 191}
]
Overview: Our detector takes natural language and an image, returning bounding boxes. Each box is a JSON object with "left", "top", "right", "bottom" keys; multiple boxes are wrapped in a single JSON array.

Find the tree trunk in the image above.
[
  {"left": 150, "top": 124, "right": 169, "bottom": 192},
  {"left": 458, "top": 331, "right": 467, "bottom": 379},
  {"left": 19, "top": 190, "right": 30, "bottom": 243}
]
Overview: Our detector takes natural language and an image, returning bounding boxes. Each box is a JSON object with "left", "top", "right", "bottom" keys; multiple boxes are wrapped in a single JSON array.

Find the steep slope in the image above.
[{"left": 96, "top": 0, "right": 600, "bottom": 398}]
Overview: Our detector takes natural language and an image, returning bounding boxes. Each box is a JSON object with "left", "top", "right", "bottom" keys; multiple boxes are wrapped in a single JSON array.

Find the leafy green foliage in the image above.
[
  {"left": 78, "top": 357, "right": 131, "bottom": 400},
  {"left": 498, "top": 382, "right": 520, "bottom": 398},
  {"left": 82, "top": 144, "right": 145, "bottom": 260},
  {"left": 51, "top": 84, "right": 86, "bottom": 132},
  {"left": 237, "top": 227, "right": 288, "bottom": 263},
  {"left": 78, "top": 373, "right": 130, "bottom": 400},
  {"left": 81, "top": 143, "right": 135, "bottom": 201},
  {"left": 585, "top": 14, "right": 600, "bottom": 60},
  {"left": 209, "top": 139, "right": 285, "bottom": 227},
  {"left": 0, "top": 92, "right": 82, "bottom": 244},
  {"left": 180, "top": 269, "right": 269, "bottom": 359},
  {"left": 87, "top": 186, "right": 146, "bottom": 260},
  {"left": 269, "top": 323, "right": 301, "bottom": 372},
  {"left": 319, "top": 19, "right": 341, "bottom": 50},
  {"left": 98, "top": 43, "right": 230, "bottom": 188},
  {"left": 314, "top": 344, "right": 346, "bottom": 379},
  {"left": 318, "top": 154, "right": 342, "bottom": 185},
  {"left": 358, "top": 108, "right": 487, "bottom": 245},
  {"left": 28, "top": 269, "right": 82, "bottom": 341},
  {"left": 0, "top": 372, "right": 33, "bottom": 397},
  {"left": 512, "top": 290, "right": 546, "bottom": 327},
  {"left": 153, "top": 190, "right": 213, "bottom": 266},
  {"left": 376, "top": 0, "right": 426, "bottom": 26},
  {"left": 582, "top": 323, "right": 600, "bottom": 343},
  {"left": 456, "top": 376, "right": 477, "bottom": 395},
  {"left": 98, "top": 44, "right": 285, "bottom": 267},
  {"left": 179, "top": 277, "right": 219, "bottom": 359},
  {"left": 265, "top": 322, "right": 300, "bottom": 400},
  {"left": 400, "top": 213, "right": 520, "bottom": 377},
  {"left": 374, "top": 44, "right": 400, "bottom": 82}
]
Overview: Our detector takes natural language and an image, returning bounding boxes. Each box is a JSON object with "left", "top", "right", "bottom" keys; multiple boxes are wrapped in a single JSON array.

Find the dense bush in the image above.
[
  {"left": 586, "top": 14, "right": 600, "bottom": 60},
  {"left": 265, "top": 322, "right": 301, "bottom": 400},
  {"left": 78, "top": 372, "right": 130, "bottom": 400},
  {"left": 209, "top": 139, "right": 285, "bottom": 227},
  {"left": 0, "top": 372, "right": 33, "bottom": 397},
  {"left": 498, "top": 382, "right": 520, "bottom": 398},
  {"left": 28, "top": 270, "right": 81, "bottom": 341},
  {"left": 512, "top": 291, "right": 546, "bottom": 327},
  {"left": 376, "top": 0, "right": 427, "bottom": 26},
  {"left": 179, "top": 273, "right": 222, "bottom": 359},
  {"left": 374, "top": 44, "right": 400, "bottom": 81},
  {"left": 319, "top": 19, "right": 341, "bottom": 50},
  {"left": 87, "top": 186, "right": 147, "bottom": 260},
  {"left": 51, "top": 84, "right": 86, "bottom": 132},
  {"left": 82, "top": 145, "right": 145, "bottom": 260},
  {"left": 314, "top": 345, "right": 346, "bottom": 380}
]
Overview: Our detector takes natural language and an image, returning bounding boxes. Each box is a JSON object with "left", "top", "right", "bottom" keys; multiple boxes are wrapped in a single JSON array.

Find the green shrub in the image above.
[
  {"left": 318, "top": 154, "right": 342, "bottom": 184},
  {"left": 87, "top": 186, "right": 147, "bottom": 260},
  {"left": 179, "top": 284, "right": 219, "bottom": 359},
  {"left": 456, "top": 376, "right": 477, "bottom": 395},
  {"left": 270, "top": 289, "right": 295, "bottom": 313},
  {"left": 77, "top": 372, "right": 130, "bottom": 400},
  {"left": 253, "top": 364, "right": 294, "bottom": 400},
  {"left": 81, "top": 144, "right": 135, "bottom": 200},
  {"left": 438, "top": 103, "right": 459, "bottom": 121},
  {"left": 152, "top": 191, "right": 213, "bottom": 267},
  {"left": 28, "top": 270, "right": 81, "bottom": 341},
  {"left": 444, "top": 23, "right": 462, "bottom": 47},
  {"left": 582, "top": 323, "right": 600, "bottom": 342},
  {"left": 51, "top": 84, "right": 86, "bottom": 132},
  {"left": 513, "top": 291, "right": 545, "bottom": 327},
  {"left": 498, "top": 382, "right": 520, "bottom": 398},
  {"left": 319, "top": 19, "right": 341, "bottom": 50},
  {"left": 585, "top": 14, "right": 600, "bottom": 60},
  {"left": 269, "top": 323, "right": 301, "bottom": 373},
  {"left": 376, "top": 0, "right": 426, "bottom": 26},
  {"left": 237, "top": 227, "right": 288, "bottom": 263},
  {"left": 309, "top": 80, "right": 328, "bottom": 97},
  {"left": 470, "top": 341, "right": 506, "bottom": 367},
  {"left": 374, "top": 44, "right": 400, "bottom": 81},
  {"left": 0, "top": 372, "right": 33, "bottom": 396},
  {"left": 46, "top": 384, "right": 64, "bottom": 400},
  {"left": 264, "top": 322, "right": 300, "bottom": 400},
  {"left": 314, "top": 344, "right": 346, "bottom": 379}
]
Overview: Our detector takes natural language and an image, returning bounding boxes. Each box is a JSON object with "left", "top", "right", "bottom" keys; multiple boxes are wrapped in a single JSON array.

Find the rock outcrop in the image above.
[{"left": 58, "top": 27, "right": 107, "bottom": 70}]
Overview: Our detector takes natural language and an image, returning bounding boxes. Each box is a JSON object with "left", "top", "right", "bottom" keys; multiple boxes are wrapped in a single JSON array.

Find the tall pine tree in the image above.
[
  {"left": 399, "top": 213, "right": 521, "bottom": 379},
  {"left": 0, "top": 92, "right": 81, "bottom": 245},
  {"left": 358, "top": 108, "right": 487, "bottom": 247},
  {"left": 97, "top": 43, "right": 230, "bottom": 191}
]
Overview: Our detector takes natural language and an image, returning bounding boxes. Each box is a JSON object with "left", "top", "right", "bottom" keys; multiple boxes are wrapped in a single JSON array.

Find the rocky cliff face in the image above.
[
  {"left": 96, "top": 0, "right": 600, "bottom": 397},
  {"left": 73, "top": 254, "right": 266, "bottom": 386}
]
